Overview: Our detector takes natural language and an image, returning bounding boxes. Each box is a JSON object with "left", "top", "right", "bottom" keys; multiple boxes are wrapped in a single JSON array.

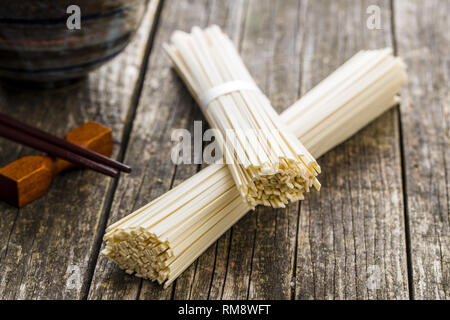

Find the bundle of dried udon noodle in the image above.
[
  {"left": 102, "top": 48, "right": 408, "bottom": 287},
  {"left": 164, "top": 25, "right": 320, "bottom": 208}
]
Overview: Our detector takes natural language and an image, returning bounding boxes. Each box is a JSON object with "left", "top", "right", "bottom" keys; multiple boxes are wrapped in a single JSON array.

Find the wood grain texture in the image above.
[
  {"left": 394, "top": 0, "right": 449, "bottom": 300},
  {"left": 294, "top": 0, "right": 409, "bottom": 300},
  {"left": 0, "top": 1, "right": 159, "bottom": 299}
]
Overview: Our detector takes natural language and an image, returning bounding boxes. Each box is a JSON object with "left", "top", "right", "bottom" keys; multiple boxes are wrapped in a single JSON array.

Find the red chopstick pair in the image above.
[{"left": 0, "top": 112, "right": 131, "bottom": 178}]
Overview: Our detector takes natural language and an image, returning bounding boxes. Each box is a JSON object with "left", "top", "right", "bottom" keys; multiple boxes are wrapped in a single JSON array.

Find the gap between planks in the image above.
[{"left": 390, "top": 0, "right": 415, "bottom": 300}]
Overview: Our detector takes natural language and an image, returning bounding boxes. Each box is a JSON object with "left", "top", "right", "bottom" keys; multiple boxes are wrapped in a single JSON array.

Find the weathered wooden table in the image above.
[{"left": 0, "top": 0, "right": 448, "bottom": 300}]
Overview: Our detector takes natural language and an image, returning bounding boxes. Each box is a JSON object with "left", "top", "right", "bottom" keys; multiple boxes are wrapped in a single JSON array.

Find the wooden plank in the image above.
[
  {"left": 218, "top": 0, "right": 304, "bottom": 300},
  {"left": 170, "top": 0, "right": 249, "bottom": 301},
  {"left": 164, "top": 0, "right": 304, "bottom": 300},
  {"left": 394, "top": 0, "right": 449, "bottom": 300},
  {"left": 88, "top": 0, "right": 211, "bottom": 300},
  {"left": 294, "top": 0, "right": 409, "bottom": 300},
  {"left": 0, "top": 1, "right": 160, "bottom": 299}
]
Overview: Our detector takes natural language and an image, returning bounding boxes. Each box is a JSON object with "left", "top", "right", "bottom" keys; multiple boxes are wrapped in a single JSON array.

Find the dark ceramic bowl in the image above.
[{"left": 0, "top": 0, "right": 148, "bottom": 86}]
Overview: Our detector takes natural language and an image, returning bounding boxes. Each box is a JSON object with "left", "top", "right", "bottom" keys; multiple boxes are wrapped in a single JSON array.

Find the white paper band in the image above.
[{"left": 199, "top": 81, "right": 261, "bottom": 111}]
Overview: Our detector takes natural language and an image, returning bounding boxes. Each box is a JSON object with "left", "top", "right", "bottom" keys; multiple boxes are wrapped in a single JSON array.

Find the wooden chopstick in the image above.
[
  {"left": 0, "top": 112, "right": 131, "bottom": 173},
  {"left": 0, "top": 122, "right": 119, "bottom": 178}
]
